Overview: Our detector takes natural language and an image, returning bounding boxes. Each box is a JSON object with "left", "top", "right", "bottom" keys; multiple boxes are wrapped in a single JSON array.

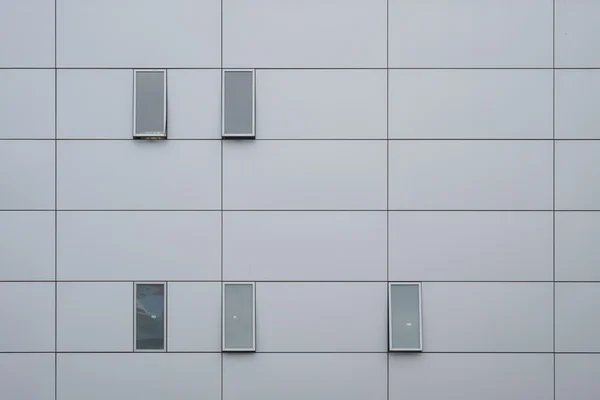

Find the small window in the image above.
[
  {"left": 133, "top": 70, "right": 167, "bottom": 139},
  {"left": 135, "top": 283, "right": 166, "bottom": 351},
  {"left": 222, "top": 282, "right": 255, "bottom": 351},
  {"left": 222, "top": 70, "right": 255, "bottom": 138},
  {"left": 389, "top": 282, "right": 422, "bottom": 352}
]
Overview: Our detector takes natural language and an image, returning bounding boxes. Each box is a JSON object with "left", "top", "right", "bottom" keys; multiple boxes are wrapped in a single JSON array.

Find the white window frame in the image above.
[
  {"left": 388, "top": 282, "right": 423, "bottom": 352},
  {"left": 133, "top": 69, "right": 167, "bottom": 139},
  {"left": 221, "top": 69, "right": 255, "bottom": 139},
  {"left": 222, "top": 282, "right": 256, "bottom": 352},
  {"left": 134, "top": 282, "right": 167, "bottom": 352}
]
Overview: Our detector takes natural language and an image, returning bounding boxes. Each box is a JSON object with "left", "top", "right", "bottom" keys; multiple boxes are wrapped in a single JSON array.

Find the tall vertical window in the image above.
[
  {"left": 389, "top": 282, "right": 422, "bottom": 351},
  {"left": 222, "top": 70, "right": 255, "bottom": 138},
  {"left": 135, "top": 283, "right": 166, "bottom": 351},
  {"left": 133, "top": 69, "right": 167, "bottom": 138},
  {"left": 222, "top": 282, "right": 255, "bottom": 351}
]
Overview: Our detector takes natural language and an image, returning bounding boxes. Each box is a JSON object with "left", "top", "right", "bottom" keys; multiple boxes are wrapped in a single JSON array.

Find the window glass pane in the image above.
[
  {"left": 135, "top": 71, "right": 165, "bottom": 135},
  {"left": 223, "top": 71, "right": 254, "bottom": 136},
  {"left": 224, "top": 283, "right": 254, "bottom": 350},
  {"left": 136, "top": 283, "right": 165, "bottom": 350},
  {"left": 390, "top": 284, "right": 421, "bottom": 350}
]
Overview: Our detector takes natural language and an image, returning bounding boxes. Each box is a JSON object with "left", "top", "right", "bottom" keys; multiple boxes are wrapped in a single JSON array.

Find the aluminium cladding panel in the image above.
[
  {"left": 389, "top": 69, "right": 553, "bottom": 139},
  {"left": 223, "top": 140, "right": 387, "bottom": 210},
  {"left": 556, "top": 0, "right": 600, "bottom": 67},
  {"left": 0, "top": 282, "right": 55, "bottom": 352},
  {"left": 56, "top": 0, "right": 220, "bottom": 67},
  {"left": 388, "top": 0, "right": 552, "bottom": 68},
  {"left": 389, "top": 140, "right": 553, "bottom": 210},
  {"left": 389, "top": 211, "right": 553, "bottom": 281},
  {"left": 223, "top": 353, "right": 386, "bottom": 400},
  {"left": 0, "top": 354, "right": 55, "bottom": 400},
  {"left": 555, "top": 283, "right": 600, "bottom": 352},
  {"left": 390, "top": 354, "right": 553, "bottom": 400},
  {"left": 256, "top": 69, "right": 387, "bottom": 139},
  {"left": 0, "top": 69, "right": 55, "bottom": 139},
  {"left": 556, "top": 212, "right": 600, "bottom": 281},
  {"left": 0, "top": 211, "right": 54, "bottom": 281},
  {"left": 0, "top": 140, "right": 55, "bottom": 210},
  {"left": 57, "top": 353, "right": 221, "bottom": 400},
  {"left": 422, "top": 282, "right": 553, "bottom": 352},
  {"left": 222, "top": 0, "right": 386, "bottom": 68},
  {"left": 57, "top": 140, "right": 221, "bottom": 210},
  {"left": 555, "top": 70, "right": 600, "bottom": 139},
  {"left": 255, "top": 282, "right": 387, "bottom": 352},
  {"left": 556, "top": 355, "right": 600, "bottom": 400},
  {"left": 0, "top": 0, "right": 54, "bottom": 67},
  {"left": 556, "top": 141, "right": 600, "bottom": 210}
]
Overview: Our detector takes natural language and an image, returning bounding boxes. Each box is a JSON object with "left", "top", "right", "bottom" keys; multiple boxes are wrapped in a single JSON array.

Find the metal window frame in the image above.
[
  {"left": 134, "top": 281, "right": 167, "bottom": 352},
  {"left": 221, "top": 69, "right": 256, "bottom": 139},
  {"left": 388, "top": 282, "right": 423, "bottom": 352},
  {"left": 222, "top": 282, "right": 256, "bottom": 352},
  {"left": 133, "top": 69, "right": 167, "bottom": 139}
]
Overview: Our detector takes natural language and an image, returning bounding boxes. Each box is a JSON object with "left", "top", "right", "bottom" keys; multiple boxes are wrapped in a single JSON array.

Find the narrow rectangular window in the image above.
[
  {"left": 135, "top": 283, "right": 166, "bottom": 351},
  {"left": 133, "top": 69, "right": 167, "bottom": 138},
  {"left": 222, "top": 282, "right": 255, "bottom": 351},
  {"left": 222, "top": 70, "right": 255, "bottom": 138},
  {"left": 389, "top": 282, "right": 422, "bottom": 351}
]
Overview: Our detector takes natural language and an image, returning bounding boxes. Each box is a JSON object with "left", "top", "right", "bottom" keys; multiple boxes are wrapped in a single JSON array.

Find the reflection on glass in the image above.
[{"left": 136, "top": 283, "right": 165, "bottom": 350}]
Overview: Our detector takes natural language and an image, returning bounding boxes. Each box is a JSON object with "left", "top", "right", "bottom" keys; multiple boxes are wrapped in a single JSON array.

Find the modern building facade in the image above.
[{"left": 1, "top": 0, "right": 600, "bottom": 399}]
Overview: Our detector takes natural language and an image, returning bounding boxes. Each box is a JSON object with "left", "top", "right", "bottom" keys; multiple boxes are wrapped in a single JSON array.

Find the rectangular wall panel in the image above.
[
  {"left": 223, "top": 211, "right": 386, "bottom": 281},
  {"left": 223, "top": 141, "right": 386, "bottom": 210},
  {"left": 255, "top": 283, "right": 387, "bottom": 352},
  {"left": 389, "top": 69, "right": 553, "bottom": 139},
  {"left": 389, "top": 0, "right": 552, "bottom": 67},
  {"left": 0, "top": 354, "right": 55, "bottom": 400},
  {"left": 256, "top": 70, "right": 387, "bottom": 139},
  {"left": 555, "top": 0, "right": 600, "bottom": 67},
  {"left": 223, "top": 353, "right": 386, "bottom": 400},
  {"left": 57, "top": 141, "right": 221, "bottom": 210},
  {"left": 57, "top": 353, "right": 221, "bottom": 400},
  {"left": 556, "top": 355, "right": 600, "bottom": 400},
  {"left": 556, "top": 141, "right": 600, "bottom": 210},
  {"left": 390, "top": 354, "right": 553, "bottom": 400},
  {"left": 556, "top": 283, "right": 600, "bottom": 352},
  {"left": 556, "top": 212, "right": 600, "bottom": 281},
  {"left": 556, "top": 70, "right": 600, "bottom": 139},
  {"left": 389, "top": 212, "right": 553, "bottom": 281},
  {"left": 422, "top": 283, "right": 553, "bottom": 352},
  {"left": 389, "top": 141, "right": 553, "bottom": 210}
]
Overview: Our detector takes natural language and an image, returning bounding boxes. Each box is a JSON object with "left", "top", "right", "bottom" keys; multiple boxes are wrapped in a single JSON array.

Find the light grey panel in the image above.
[
  {"left": 390, "top": 212, "right": 553, "bottom": 281},
  {"left": 57, "top": 141, "right": 220, "bottom": 210},
  {"left": 0, "top": 282, "right": 55, "bottom": 351},
  {"left": 223, "top": 211, "right": 387, "bottom": 281},
  {"left": 57, "top": 283, "right": 133, "bottom": 352},
  {"left": 0, "top": 141, "right": 55, "bottom": 210},
  {"left": 556, "top": 355, "right": 600, "bottom": 400},
  {"left": 556, "top": 70, "right": 600, "bottom": 139},
  {"left": 0, "top": 354, "right": 54, "bottom": 400},
  {"left": 223, "top": 0, "right": 386, "bottom": 68},
  {"left": 389, "top": 0, "right": 552, "bottom": 68},
  {"left": 223, "top": 353, "right": 386, "bottom": 400},
  {"left": 57, "top": 353, "right": 221, "bottom": 400},
  {"left": 556, "top": 283, "right": 600, "bottom": 352},
  {"left": 57, "top": 0, "right": 220, "bottom": 67},
  {"left": 390, "top": 354, "right": 553, "bottom": 400},
  {"left": 223, "top": 283, "right": 254, "bottom": 351},
  {"left": 223, "top": 141, "right": 386, "bottom": 210},
  {"left": 556, "top": 141, "right": 600, "bottom": 210},
  {"left": 0, "top": 211, "right": 54, "bottom": 281},
  {"left": 256, "top": 69, "right": 387, "bottom": 139},
  {"left": 422, "top": 283, "right": 553, "bottom": 352},
  {"left": 256, "top": 283, "right": 387, "bottom": 352},
  {"left": 223, "top": 71, "right": 254, "bottom": 136},
  {"left": 0, "top": 0, "right": 54, "bottom": 67},
  {"left": 390, "top": 283, "right": 421, "bottom": 350},
  {"left": 168, "top": 282, "right": 221, "bottom": 352},
  {"left": 556, "top": 212, "right": 600, "bottom": 281},
  {"left": 555, "top": 0, "right": 600, "bottom": 67},
  {"left": 57, "top": 211, "right": 220, "bottom": 280},
  {"left": 135, "top": 70, "right": 165, "bottom": 136},
  {"left": 389, "top": 69, "right": 553, "bottom": 139},
  {"left": 389, "top": 141, "right": 553, "bottom": 210},
  {"left": 135, "top": 283, "right": 165, "bottom": 351},
  {"left": 0, "top": 69, "right": 55, "bottom": 138}
]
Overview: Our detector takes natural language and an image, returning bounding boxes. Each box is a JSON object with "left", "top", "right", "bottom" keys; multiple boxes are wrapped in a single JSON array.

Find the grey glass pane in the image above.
[
  {"left": 224, "top": 284, "right": 254, "bottom": 350},
  {"left": 223, "top": 71, "right": 253, "bottom": 136},
  {"left": 136, "top": 284, "right": 165, "bottom": 350},
  {"left": 390, "top": 284, "right": 421, "bottom": 350},
  {"left": 135, "top": 71, "right": 165, "bottom": 135}
]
